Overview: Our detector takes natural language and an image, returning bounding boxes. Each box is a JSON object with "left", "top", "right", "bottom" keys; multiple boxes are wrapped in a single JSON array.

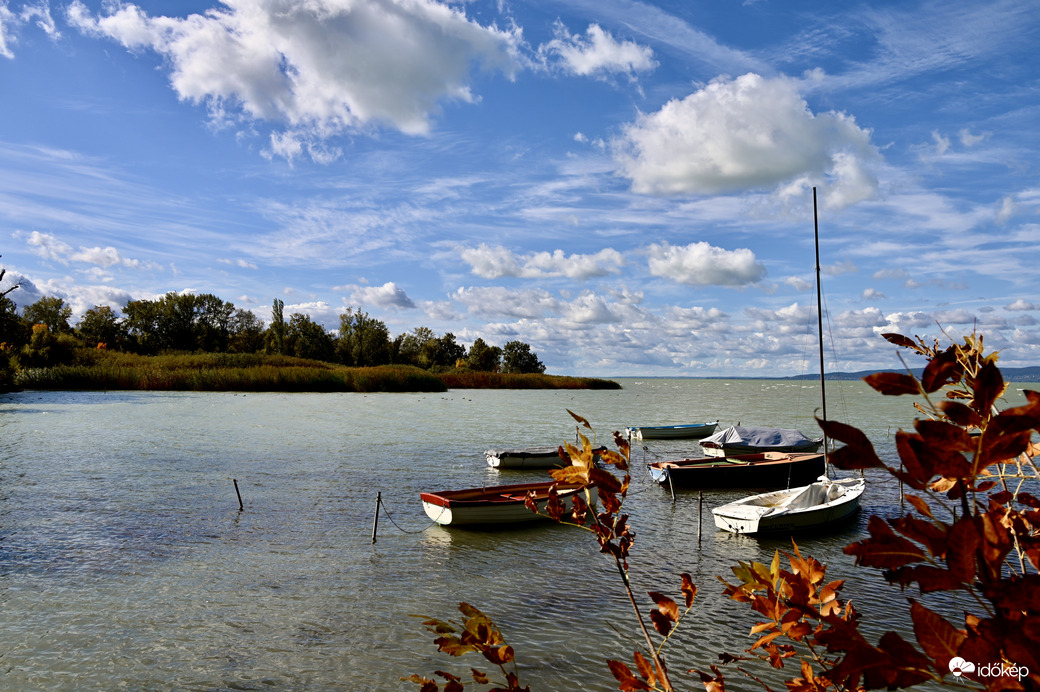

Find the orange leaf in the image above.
[
  {"left": 681, "top": 573, "right": 697, "bottom": 608},
  {"left": 909, "top": 600, "right": 965, "bottom": 671},
  {"left": 607, "top": 660, "right": 652, "bottom": 691},
  {"left": 864, "top": 371, "right": 920, "bottom": 396},
  {"left": 648, "top": 591, "right": 679, "bottom": 622}
]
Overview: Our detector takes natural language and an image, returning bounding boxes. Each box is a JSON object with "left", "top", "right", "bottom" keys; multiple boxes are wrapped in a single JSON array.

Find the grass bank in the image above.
[{"left": 11, "top": 351, "right": 619, "bottom": 392}]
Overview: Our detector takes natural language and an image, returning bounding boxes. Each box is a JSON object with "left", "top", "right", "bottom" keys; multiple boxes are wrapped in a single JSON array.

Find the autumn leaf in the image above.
[
  {"left": 845, "top": 516, "right": 928, "bottom": 569},
  {"left": 648, "top": 591, "right": 679, "bottom": 622},
  {"left": 607, "top": 659, "right": 652, "bottom": 691},
  {"left": 680, "top": 572, "right": 697, "bottom": 608},
  {"left": 972, "top": 359, "right": 1005, "bottom": 416},
  {"left": 864, "top": 371, "right": 921, "bottom": 396},
  {"left": 909, "top": 600, "right": 965, "bottom": 672},
  {"left": 567, "top": 409, "right": 592, "bottom": 430}
]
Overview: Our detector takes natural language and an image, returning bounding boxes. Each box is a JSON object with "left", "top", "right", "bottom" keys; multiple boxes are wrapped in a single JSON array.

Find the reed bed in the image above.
[{"left": 11, "top": 350, "right": 618, "bottom": 392}]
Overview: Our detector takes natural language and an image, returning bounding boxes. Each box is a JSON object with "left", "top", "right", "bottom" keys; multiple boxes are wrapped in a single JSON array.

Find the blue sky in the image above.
[{"left": 0, "top": 0, "right": 1038, "bottom": 377}]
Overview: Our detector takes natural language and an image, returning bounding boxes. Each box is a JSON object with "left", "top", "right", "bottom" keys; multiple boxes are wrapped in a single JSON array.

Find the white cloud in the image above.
[
  {"left": 26, "top": 230, "right": 73, "bottom": 263},
  {"left": 347, "top": 281, "right": 416, "bottom": 309},
  {"left": 646, "top": 241, "right": 766, "bottom": 286},
  {"left": 1006, "top": 298, "right": 1037, "bottom": 311},
  {"left": 996, "top": 196, "right": 1017, "bottom": 224},
  {"left": 0, "top": 4, "right": 14, "bottom": 59},
  {"left": 71, "top": 246, "right": 140, "bottom": 269},
  {"left": 862, "top": 288, "right": 886, "bottom": 300},
  {"left": 539, "top": 22, "right": 657, "bottom": 79},
  {"left": 931, "top": 130, "right": 951, "bottom": 155},
  {"left": 459, "top": 243, "right": 624, "bottom": 280},
  {"left": 67, "top": 0, "right": 522, "bottom": 160},
  {"left": 612, "top": 73, "right": 877, "bottom": 205},
  {"left": 959, "top": 128, "right": 988, "bottom": 147},
  {"left": 452, "top": 286, "right": 559, "bottom": 319}
]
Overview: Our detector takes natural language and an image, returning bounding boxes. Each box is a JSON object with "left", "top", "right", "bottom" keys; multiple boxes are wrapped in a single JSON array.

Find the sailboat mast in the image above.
[{"left": 813, "top": 187, "right": 829, "bottom": 454}]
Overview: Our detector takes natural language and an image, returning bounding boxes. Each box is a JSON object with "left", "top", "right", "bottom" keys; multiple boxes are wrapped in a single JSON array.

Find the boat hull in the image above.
[
  {"left": 626, "top": 422, "right": 719, "bottom": 440},
  {"left": 711, "top": 477, "right": 865, "bottom": 534},
  {"left": 647, "top": 452, "right": 825, "bottom": 489},
  {"left": 420, "top": 481, "right": 591, "bottom": 527},
  {"left": 485, "top": 446, "right": 605, "bottom": 469}
]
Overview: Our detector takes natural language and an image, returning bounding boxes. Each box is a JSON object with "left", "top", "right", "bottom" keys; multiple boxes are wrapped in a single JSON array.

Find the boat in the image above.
[
  {"left": 646, "top": 451, "right": 825, "bottom": 489},
  {"left": 420, "top": 480, "right": 592, "bottom": 527},
  {"left": 625, "top": 422, "right": 719, "bottom": 440},
  {"left": 711, "top": 476, "right": 865, "bottom": 534},
  {"left": 699, "top": 424, "right": 823, "bottom": 457},
  {"left": 485, "top": 445, "right": 606, "bottom": 469}
]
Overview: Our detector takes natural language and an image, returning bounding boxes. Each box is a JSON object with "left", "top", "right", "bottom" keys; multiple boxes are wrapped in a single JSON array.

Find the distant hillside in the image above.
[{"left": 783, "top": 366, "right": 1040, "bottom": 383}]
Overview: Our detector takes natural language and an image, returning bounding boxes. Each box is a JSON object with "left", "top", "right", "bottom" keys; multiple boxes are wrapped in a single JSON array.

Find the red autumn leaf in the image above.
[
  {"left": 972, "top": 360, "right": 1005, "bottom": 416},
  {"left": 890, "top": 514, "right": 949, "bottom": 557},
  {"left": 888, "top": 564, "right": 965, "bottom": 592},
  {"left": 920, "top": 348, "right": 959, "bottom": 393},
  {"left": 470, "top": 669, "right": 490, "bottom": 684},
  {"left": 589, "top": 467, "right": 623, "bottom": 494},
  {"left": 895, "top": 431, "right": 933, "bottom": 489},
  {"left": 915, "top": 418, "right": 975, "bottom": 452},
  {"left": 909, "top": 600, "right": 966, "bottom": 672},
  {"left": 632, "top": 651, "right": 656, "bottom": 687},
  {"left": 549, "top": 465, "right": 589, "bottom": 485},
  {"left": 938, "top": 399, "right": 982, "bottom": 428},
  {"left": 905, "top": 494, "right": 934, "bottom": 519},
  {"left": 567, "top": 409, "right": 592, "bottom": 430},
  {"left": 978, "top": 429, "right": 1033, "bottom": 469},
  {"left": 680, "top": 572, "right": 697, "bottom": 608},
  {"left": 946, "top": 517, "right": 980, "bottom": 582},
  {"left": 819, "top": 417, "right": 885, "bottom": 470},
  {"left": 864, "top": 371, "right": 921, "bottom": 396},
  {"left": 845, "top": 516, "right": 928, "bottom": 569},
  {"left": 481, "top": 645, "right": 514, "bottom": 666},
  {"left": 882, "top": 332, "right": 920, "bottom": 349},
  {"left": 606, "top": 659, "right": 652, "bottom": 691},
  {"left": 648, "top": 591, "right": 679, "bottom": 622},
  {"left": 650, "top": 608, "right": 675, "bottom": 636}
]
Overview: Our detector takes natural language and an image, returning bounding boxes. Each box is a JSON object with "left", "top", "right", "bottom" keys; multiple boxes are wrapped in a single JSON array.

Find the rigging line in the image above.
[{"left": 818, "top": 281, "right": 851, "bottom": 427}]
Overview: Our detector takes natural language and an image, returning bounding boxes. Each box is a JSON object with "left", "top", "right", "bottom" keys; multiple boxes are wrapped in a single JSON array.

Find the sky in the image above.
[{"left": 0, "top": 0, "right": 1038, "bottom": 377}]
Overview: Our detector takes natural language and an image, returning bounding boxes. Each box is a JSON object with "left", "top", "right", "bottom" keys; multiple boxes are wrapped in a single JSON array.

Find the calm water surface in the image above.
[{"left": 1, "top": 379, "right": 1032, "bottom": 690}]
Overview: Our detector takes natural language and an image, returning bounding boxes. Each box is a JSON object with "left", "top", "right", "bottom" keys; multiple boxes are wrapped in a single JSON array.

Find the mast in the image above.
[{"left": 813, "top": 187, "right": 829, "bottom": 456}]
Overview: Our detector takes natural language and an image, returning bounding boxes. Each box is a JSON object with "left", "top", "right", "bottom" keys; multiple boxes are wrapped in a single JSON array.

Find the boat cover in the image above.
[{"left": 701, "top": 425, "right": 814, "bottom": 448}]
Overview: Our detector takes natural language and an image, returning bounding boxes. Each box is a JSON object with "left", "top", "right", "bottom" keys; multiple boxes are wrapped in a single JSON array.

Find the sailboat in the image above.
[{"left": 712, "top": 188, "right": 865, "bottom": 533}]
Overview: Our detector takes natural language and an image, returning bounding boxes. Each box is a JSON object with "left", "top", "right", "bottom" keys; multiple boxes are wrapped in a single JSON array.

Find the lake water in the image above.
[{"left": 1, "top": 379, "right": 1032, "bottom": 691}]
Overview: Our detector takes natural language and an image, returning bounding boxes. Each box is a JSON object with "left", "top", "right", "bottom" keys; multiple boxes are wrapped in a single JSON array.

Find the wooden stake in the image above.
[
  {"left": 371, "top": 492, "right": 381, "bottom": 544},
  {"left": 698, "top": 490, "right": 703, "bottom": 548},
  {"left": 233, "top": 478, "right": 243, "bottom": 512}
]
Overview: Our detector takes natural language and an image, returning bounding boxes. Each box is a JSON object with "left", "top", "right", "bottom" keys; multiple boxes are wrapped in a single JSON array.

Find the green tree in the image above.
[
  {"left": 466, "top": 337, "right": 501, "bottom": 372},
  {"left": 285, "top": 313, "right": 336, "bottom": 362},
  {"left": 338, "top": 308, "right": 391, "bottom": 366},
  {"left": 195, "top": 293, "right": 235, "bottom": 352},
  {"left": 395, "top": 326, "right": 435, "bottom": 367},
  {"left": 77, "top": 305, "right": 124, "bottom": 348},
  {"left": 501, "top": 340, "right": 545, "bottom": 374},
  {"left": 266, "top": 298, "right": 286, "bottom": 355},
  {"left": 228, "top": 308, "right": 266, "bottom": 354},
  {"left": 23, "top": 296, "right": 72, "bottom": 333},
  {"left": 122, "top": 297, "right": 162, "bottom": 354}
]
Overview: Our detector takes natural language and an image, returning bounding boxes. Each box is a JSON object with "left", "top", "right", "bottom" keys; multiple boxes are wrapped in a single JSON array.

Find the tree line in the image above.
[{"left": 0, "top": 289, "right": 546, "bottom": 378}]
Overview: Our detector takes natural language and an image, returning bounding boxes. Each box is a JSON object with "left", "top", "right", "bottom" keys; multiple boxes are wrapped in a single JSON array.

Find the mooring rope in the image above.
[{"left": 376, "top": 494, "right": 443, "bottom": 534}]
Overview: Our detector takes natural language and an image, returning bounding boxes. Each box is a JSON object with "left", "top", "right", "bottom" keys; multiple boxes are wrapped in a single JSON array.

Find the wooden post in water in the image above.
[
  {"left": 698, "top": 491, "right": 703, "bottom": 548},
  {"left": 371, "top": 492, "right": 381, "bottom": 544},
  {"left": 233, "top": 478, "right": 243, "bottom": 512}
]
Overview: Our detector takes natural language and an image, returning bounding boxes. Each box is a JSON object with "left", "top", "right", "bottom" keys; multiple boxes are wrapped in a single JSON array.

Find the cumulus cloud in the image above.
[
  {"left": 646, "top": 241, "right": 766, "bottom": 286},
  {"left": 613, "top": 73, "right": 877, "bottom": 206},
  {"left": 452, "top": 286, "right": 559, "bottom": 319},
  {"left": 25, "top": 231, "right": 142, "bottom": 269},
  {"left": 1006, "top": 298, "right": 1037, "bottom": 311},
  {"left": 459, "top": 243, "right": 624, "bottom": 280},
  {"left": 862, "top": 287, "right": 886, "bottom": 300},
  {"left": 346, "top": 281, "right": 416, "bottom": 309},
  {"left": 67, "top": 0, "right": 521, "bottom": 161},
  {"left": 539, "top": 22, "right": 656, "bottom": 80}
]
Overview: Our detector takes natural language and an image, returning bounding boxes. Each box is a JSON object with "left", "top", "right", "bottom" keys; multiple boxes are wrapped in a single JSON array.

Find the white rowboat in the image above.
[
  {"left": 625, "top": 422, "right": 719, "bottom": 440},
  {"left": 420, "top": 481, "right": 591, "bottom": 527},
  {"left": 711, "top": 476, "right": 865, "bottom": 534}
]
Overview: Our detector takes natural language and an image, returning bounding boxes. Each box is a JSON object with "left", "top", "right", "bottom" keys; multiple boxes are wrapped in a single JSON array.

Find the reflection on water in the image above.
[{"left": 0, "top": 382, "right": 1032, "bottom": 690}]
